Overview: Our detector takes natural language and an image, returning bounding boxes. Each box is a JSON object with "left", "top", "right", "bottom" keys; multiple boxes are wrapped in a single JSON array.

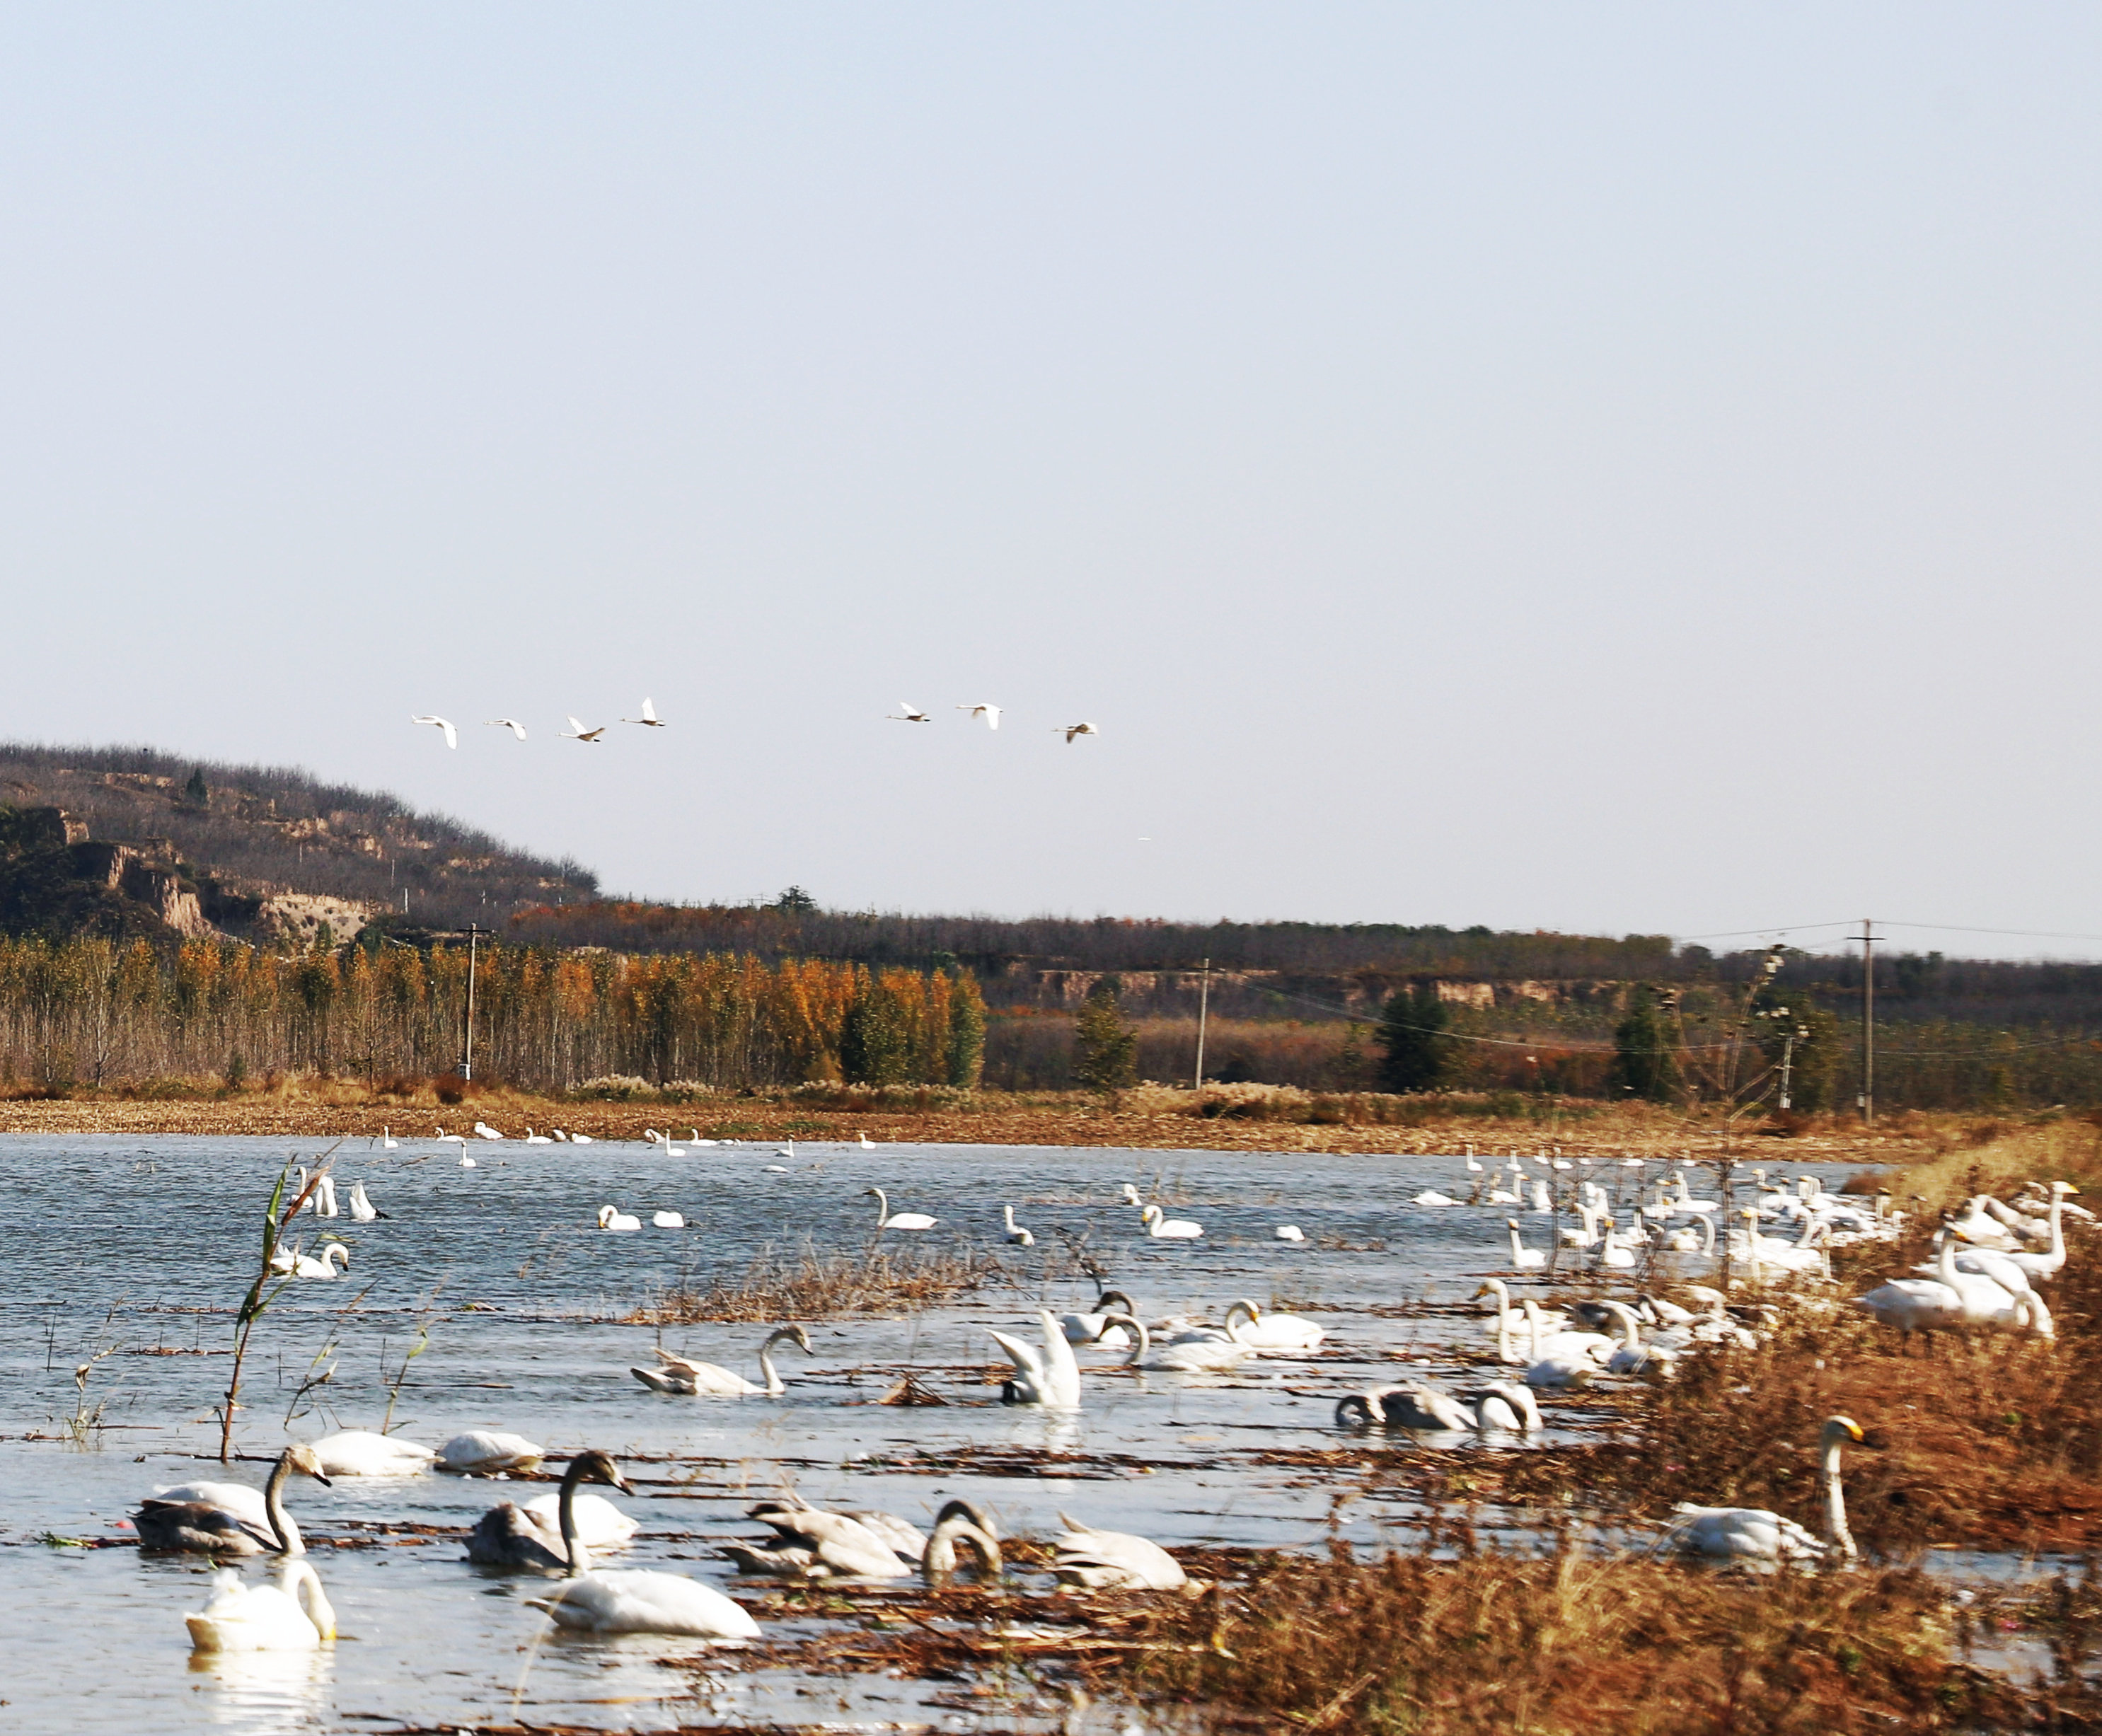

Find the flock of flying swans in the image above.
[{"left": 410, "top": 699, "right": 666, "bottom": 750}]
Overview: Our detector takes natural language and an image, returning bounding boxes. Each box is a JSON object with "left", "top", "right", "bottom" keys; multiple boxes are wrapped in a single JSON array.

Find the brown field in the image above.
[{"left": 0, "top": 1077, "right": 2012, "bottom": 1164}]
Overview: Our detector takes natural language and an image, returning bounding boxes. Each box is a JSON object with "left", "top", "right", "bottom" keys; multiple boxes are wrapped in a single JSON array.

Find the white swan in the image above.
[
  {"left": 991, "top": 1309, "right": 1084, "bottom": 1408},
  {"left": 1411, "top": 1191, "right": 1459, "bottom": 1207},
  {"left": 473, "top": 1121, "right": 504, "bottom": 1140},
  {"left": 524, "top": 1451, "right": 760, "bottom": 1638},
  {"left": 1665, "top": 1416, "right": 1861, "bottom": 1561},
  {"left": 308, "top": 1430, "right": 436, "bottom": 1476},
  {"left": 597, "top": 1205, "right": 641, "bottom": 1232},
  {"left": 524, "top": 1127, "right": 553, "bottom": 1144},
  {"left": 347, "top": 1182, "right": 379, "bottom": 1222},
  {"left": 135, "top": 1444, "right": 330, "bottom": 1556},
  {"left": 1003, "top": 1205, "right": 1036, "bottom": 1246},
  {"left": 314, "top": 1175, "right": 338, "bottom": 1218},
  {"left": 438, "top": 1430, "right": 546, "bottom": 1475},
  {"left": 290, "top": 1243, "right": 350, "bottom": 1280},
  {"left": 1223, "top": 1298, "right": 1324, "bottom": 1351},
  {"left": 379, "top": 1127, "right": 398, "bottom": 1150},
  {"left": 1596, "top": 1218, "right": 1636, "bottom": 1270},
  {"left": 632, "top": 1325, "right": 811, "bottom": 1396},
  {"left": 1507, "top": 1217, "right": 1546, "bottom": 1271},
  {"left": 1108, "top": 1312, "right": 1257, "bottom": 1373},
  {"left": 1051, "top": 1513, "right": 1186, "bottom": 1590},
  {"left": 1274, "top": 1224, "right": 1306, "bottom": 1242},
  {"left": 865, "top": 1188, "right": 937, "bottom": 1231},
  {"left": 185, "top": 1559, "right": 337, "bottom": 1652},
  {"left": 725, "top": 1498, "right": 914, "bottom": 1580},
  {"left": 568, "top": 1130, "right": 594, "bottom": 1143},
  {"left": 147, "top": 1480, "right": 267, "bottom": 1528},
  {"left": 1140, "top": 1204, "right": 1203, "bottom": 1239},
  {"left": 1660, "top": 1214, "right": 1715, "bottom": 1256},
  {"left": 1520, "top": 1300, "right": 1601, "bottom": 1389},
  {"left": 652, "top": 1210, "right": 686, "bottom": 1229}
]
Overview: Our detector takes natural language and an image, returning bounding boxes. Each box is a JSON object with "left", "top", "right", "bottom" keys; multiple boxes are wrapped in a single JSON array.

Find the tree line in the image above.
[{"left": 0, "top": 934, "right": 983, "bottom": 1095}]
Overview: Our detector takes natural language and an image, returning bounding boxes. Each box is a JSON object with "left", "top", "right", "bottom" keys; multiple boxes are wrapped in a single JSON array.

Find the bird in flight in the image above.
[
  {"left": 957, "top": 703, "right": 1001, "bottom": 730},
  {"left": 622, "top": 697, "right": 666, "bottom": 727},
  {"left": 1057, "top": 722, "right": 1099, "bottom": 743},
  {"left": 485, "top": 719, "right": 527, "bottom": 740},
  {"left": 410, "top": 715, "right": 458, "bottom": 750},
  {"left": 888, "top": 702, "right": 932, "bottom": 723},
  {"left": 561, "top": 716, "right": 608, "bottom": 743}
]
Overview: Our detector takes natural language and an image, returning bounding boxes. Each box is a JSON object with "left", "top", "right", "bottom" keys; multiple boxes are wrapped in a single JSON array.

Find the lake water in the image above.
[{"left": 0, "top": 1134, "right": 1862, "bottom": 1733}]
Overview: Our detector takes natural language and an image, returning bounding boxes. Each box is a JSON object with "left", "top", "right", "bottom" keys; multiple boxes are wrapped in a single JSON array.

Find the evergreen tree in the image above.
[
  {"left": 1073, "top": 976, "right": 1138, "bottom": 1090},
  {"left": 840, "top": 980, "right": 909, "bottom": 1084},
  {"left": 1610, "top": 986, "right": 1678, "bottom": 1102},
  {"left": 1375, "top": 983, "right": 1455, "bottom": 1092},
  {"left": 183, "top": 768, "right": 209, "bottom": 805},
  {"left": 1752, "top": 985, "right": 1841, "bottom": 1112},
  {"left": 945, "top": 979, "right": 986, "bottom": 1087}
]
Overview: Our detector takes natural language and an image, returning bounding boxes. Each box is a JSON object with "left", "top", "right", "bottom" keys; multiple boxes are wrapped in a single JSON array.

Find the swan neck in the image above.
[
  {"left": 758, "top": 1344, "right": 782, "bottom": 1395},
  {"left": 264, "top": 1450, "right": 304, "bottom": 1556},
  {"left": 1111, "top": 1314, "right": 1150, "bottom": 1364},
  {"left": 1822, "top": 1434, "right": 1856, "bottom": 1558},
  {"left": 558, "top": 1458, "right": 591, "bottom": 1576}
]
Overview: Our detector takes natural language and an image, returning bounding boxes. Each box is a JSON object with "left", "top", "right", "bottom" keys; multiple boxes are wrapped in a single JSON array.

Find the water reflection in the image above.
[{"left": 186, "top": 1648, "right": 333, "bottom": 1730}]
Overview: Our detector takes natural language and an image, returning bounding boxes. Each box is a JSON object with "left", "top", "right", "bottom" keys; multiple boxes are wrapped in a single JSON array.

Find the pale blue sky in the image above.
[{"left": 3, "top": 6, "right": 2098, "bottom": 956}]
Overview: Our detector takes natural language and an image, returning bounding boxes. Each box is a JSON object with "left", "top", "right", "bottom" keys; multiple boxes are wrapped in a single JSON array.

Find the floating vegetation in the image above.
[{"left": 626, "top": 1239, "right": 1011, "bottom": 1324}]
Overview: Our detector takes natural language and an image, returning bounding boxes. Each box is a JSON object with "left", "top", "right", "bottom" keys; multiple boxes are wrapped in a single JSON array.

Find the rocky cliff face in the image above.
[{"left": 0, "top": 806, "right": 218, "bottom": 942}]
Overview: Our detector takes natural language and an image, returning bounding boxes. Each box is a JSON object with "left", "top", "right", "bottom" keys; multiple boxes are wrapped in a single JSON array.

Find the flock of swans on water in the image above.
[{"left": 137, "top": 1134, "right": 2090, "bottom": 1657}]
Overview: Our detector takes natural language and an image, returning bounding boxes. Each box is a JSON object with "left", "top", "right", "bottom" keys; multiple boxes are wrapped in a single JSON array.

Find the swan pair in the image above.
[
  {"left": 632, "top": 1325, "right": 811, "bottom": 1396},
  {"left": 1856, "top": 1228, "right": 2053, "bottom": 1343},
  {"left": 1099, "top": 1310, "right": 1257, "bottom": 1373}
]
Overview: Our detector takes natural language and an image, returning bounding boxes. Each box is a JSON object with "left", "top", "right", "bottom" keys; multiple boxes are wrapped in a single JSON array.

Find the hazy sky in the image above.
[{"left": 4, "top": 6, "right": 2098, "bottom": 959}]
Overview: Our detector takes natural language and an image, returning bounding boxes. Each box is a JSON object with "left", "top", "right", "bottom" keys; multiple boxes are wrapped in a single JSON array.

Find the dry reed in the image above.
[{"left": 625, "top": 1239, "right": 1010, "bottom": 1324}]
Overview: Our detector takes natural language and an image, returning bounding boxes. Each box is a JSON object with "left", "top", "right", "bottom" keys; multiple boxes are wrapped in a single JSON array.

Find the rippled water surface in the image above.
[{"left": 0, "top": 1133, "right": 1861, "bottom": 1732}]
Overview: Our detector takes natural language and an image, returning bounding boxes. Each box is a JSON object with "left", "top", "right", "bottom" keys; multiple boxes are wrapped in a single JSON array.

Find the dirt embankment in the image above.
[{"left": 0, "top": 1084, "right": 1979, "bottom": 1164}]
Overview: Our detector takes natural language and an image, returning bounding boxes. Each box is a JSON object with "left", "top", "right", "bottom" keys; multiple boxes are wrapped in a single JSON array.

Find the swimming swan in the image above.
[
  {"left": 724, "top": 1500, "right": 914, "bottom": 1580},
  {"left": 468, "top": 1451, "right": 640, "bottom": 1568},
  {"left": 632, "top": 1325, "right": 812, "bottom": 1396},
  {"left": 596, "top": 1205, "right": 642, "bottom": 1232},
  {"left": 1106, "top": 1312, "right": 1257, "bottom": 1373},
  {"left": 865, "top": 1188, "right": 937, "bottom": 1230},
  {"left": 1140, "top": 1204, "right": 1203, "bottom": 1239},
  {"left": 1334, "top": 1383, "right": 1476, "bottom": 1431},
  {"left": 307, "top": 1430, "right": 437, "bottom": 1476},
  {"left": 991, "top": 1309, "right": 1084, "bottom": 1408},
  {"left": 1003, "top": 1204, "right": 1036, "bottom": 1246},
  {"left": 1664, "top": 1415, "right": 1862, "bottom": 1561},
  {"left": 1223, "top": 1299, "right": 1324, "bottom": 1351},
  {"left": 135, "top": 1443, "right": 330, "bottom": 1556},
  {"left": 289, "top": 1242, "right": 350, "bottom": 1279},
  {"left": 523, "top": 1449, "right": 761, "bottom": 1637},
  {"left": 1051, "top": 1512, "right": 1186, "bottom": 1590},
  {"left": 437, "top": 1430, "right": 546, "bottom": 1475},
  {"left": 347, "top": 1182, "right": 379, "bottom": 1222},
  {"left": 185, "top": 1559, "right": 337, "bottom": 1652},
  {"left": 1507, "top": 1218, "right": 1546, "bottom": 1270}
]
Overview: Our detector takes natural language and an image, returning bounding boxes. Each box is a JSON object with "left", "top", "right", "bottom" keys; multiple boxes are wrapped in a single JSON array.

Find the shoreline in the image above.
[{"left": 0, "top": 1090, "right": 1954, "bottom": 1163}]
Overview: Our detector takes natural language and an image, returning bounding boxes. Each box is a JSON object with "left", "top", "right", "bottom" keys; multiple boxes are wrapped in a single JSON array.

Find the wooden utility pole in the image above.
[
  {"left": 463, "top": 922, "right": 485, "bottom": 1080},
  {"left": 1858, "top": 918, "right": 1875, "bottom": 1125},
  {"left": 1193, "top": 958, "right": 1211, "bottom": 1089}
]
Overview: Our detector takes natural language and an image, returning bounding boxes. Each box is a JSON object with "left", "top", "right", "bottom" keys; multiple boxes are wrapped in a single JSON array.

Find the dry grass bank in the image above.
[{"left": 0, "top": 1076, "right": 2018, "bottom": 1163}]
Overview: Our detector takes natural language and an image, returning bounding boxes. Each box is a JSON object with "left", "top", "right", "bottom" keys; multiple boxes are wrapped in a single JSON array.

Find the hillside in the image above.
[{"left": 0, "top": 742, "right": 595, "bottom": 944}]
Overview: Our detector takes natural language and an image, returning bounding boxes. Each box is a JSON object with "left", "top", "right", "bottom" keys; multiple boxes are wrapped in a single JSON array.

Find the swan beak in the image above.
[{"left": 312, "top": 1471, "right": 333, "bottom": 1487}]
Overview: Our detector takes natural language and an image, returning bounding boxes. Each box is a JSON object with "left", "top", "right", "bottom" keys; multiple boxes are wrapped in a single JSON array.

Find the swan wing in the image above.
[
  {"left": 989, "top": 1328, "right": 1049, "bottom": 1389},
  {"left": 1036, "top": 1309, "right": 1083, "bottom": 1408}
]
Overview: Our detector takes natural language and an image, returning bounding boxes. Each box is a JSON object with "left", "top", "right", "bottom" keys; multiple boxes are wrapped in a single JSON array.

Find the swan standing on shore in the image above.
[
  {"left": 866, "top": 1188, "right": 937, "bottom": 1230},
  {"left": 524, "top": 1451, "right": 761, "bottom": 1637},
  {"left": 632, "top": 1325, "right": 812, "bottom": 1396}
]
